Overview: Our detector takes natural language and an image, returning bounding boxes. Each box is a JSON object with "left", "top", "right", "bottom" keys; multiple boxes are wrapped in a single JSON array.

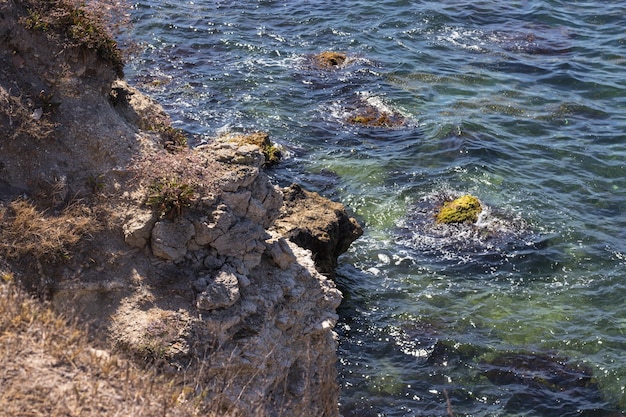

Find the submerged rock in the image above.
[
  {"left": 396, "top": 190, "right": 541, "bottom": 271},
  {"left": 347, "top": 107, "right": 406, "bottom": 128},
  {"left": 482, "top": 351, "right": 616, "bottom": 416},
  {"left": 312, "top": 51, "right": 347, "bottom": 69},
  {"left": 435, "top": 194, "right": 482, "bottom": 224}
]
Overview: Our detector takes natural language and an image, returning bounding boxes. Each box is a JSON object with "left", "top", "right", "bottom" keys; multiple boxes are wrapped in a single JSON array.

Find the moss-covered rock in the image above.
[
  {"left": 435, "top": 195, "right": 482, "bottom": 224},
  {"left": 347, "top": 105, "right": 406, "bottom": 128},
  {"left": 312, "top": 51, "right": 347, "bottom": 69},
  {"left": 229, "top": 132, "right": 282, "bottom": 167}
]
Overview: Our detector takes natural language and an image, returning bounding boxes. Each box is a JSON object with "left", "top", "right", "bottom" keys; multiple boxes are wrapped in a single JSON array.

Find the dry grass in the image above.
[
  {"left": 0, "top": 276, "right": 310, "bottom": 417},
  {"left": 0, "top": 88, "right": 56, "bottom": 141},
  {"left": 0, "top": 279, "right": 204, "bottom": 417},
  {"left": 18, "top": 0, "right": 126, "bottom": 77},
  {"left": 0, "top": 199, "right": 99, "bottom": 263}
]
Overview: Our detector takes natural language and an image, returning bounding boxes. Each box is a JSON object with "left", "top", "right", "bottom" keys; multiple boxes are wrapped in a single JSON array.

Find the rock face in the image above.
[
  {"left": 112, "top": 140, "right": 344, "bottom": 416},
  {"left": 274, "top": 183, "right": 363, "bottom": 276},
  {"left": 0, "top": 3, "right": 359, "bottom": 416}
]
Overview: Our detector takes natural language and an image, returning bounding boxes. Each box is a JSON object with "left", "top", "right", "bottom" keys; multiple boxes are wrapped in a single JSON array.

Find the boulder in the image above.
[
  {"left": 151, "top": 219, "right": 195, "bottom": 261},
  {"left": 195, "top": 267, "right": 241, "bottom": 311},
  {"left": 435, "top": 194, "right": 482, "bottom": 224},
  {"left": 273, "top": 183, "right": 363, "bottom": 276}
]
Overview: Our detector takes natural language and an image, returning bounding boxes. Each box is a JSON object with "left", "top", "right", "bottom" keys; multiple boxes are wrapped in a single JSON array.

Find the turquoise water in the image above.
[{"left": 126, "top": 1, "right": 626, "bottom": 415}]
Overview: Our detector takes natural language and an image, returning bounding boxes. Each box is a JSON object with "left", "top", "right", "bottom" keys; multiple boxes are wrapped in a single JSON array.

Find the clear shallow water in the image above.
[{"left": 126, "top": 1, "right": 626, "bottom": 415}]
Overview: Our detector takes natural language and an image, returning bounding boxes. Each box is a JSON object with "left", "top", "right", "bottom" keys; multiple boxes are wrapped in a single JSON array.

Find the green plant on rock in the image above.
[
  {"left": 263, "top": 143, "right": 282, "bottom": 167},
  {"left": 435, "top": 194, "right": 482, "bottom": 224},
  {"left": 228, "top": 131, "right": 282, "bottom": 167},
  {"left": 146, "top": 177, "right": 196, "bottom": 219}
]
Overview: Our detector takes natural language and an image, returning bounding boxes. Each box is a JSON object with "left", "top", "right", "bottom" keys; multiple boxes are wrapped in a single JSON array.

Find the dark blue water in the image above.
[{"left": 126, "top": 1, "right": 626, "bottom": 415}]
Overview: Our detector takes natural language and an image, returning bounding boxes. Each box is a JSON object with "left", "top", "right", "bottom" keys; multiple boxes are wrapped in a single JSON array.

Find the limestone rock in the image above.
[
  {"left": 192, "top": 205, "right": 235, "bottom": 247},
  {"left": 151, "top": 219, "right": 195, "bottom": 261},
  {"left": 273, "top": 183, "right": 363, "bottom": 275},
  {"left": 196, "top": 268, "right": 241, "bottom": 311},
  {"left": 123, "top": 208, "right": 156, "bottom": 248},
  {"left": 211, "top": 220, "right": 267, "bottom": 261},
  {"left": 266, "top": 237, "right": 298, "bottom": 270}
]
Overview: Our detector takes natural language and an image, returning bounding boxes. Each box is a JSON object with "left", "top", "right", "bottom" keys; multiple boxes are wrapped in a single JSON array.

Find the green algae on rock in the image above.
[
  {"left": 347, "top": 105, "right": 406, "bottom": 128},
  {"left": 435, "top": 195, "right": 482, "bottom": 224},
  {"left": 228, "top": 132, "right": 282, "bottom": 167}
]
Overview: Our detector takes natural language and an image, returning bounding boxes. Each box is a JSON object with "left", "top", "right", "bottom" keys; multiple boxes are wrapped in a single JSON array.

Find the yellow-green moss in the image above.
[
  {"left": 229, "top": 132, "right": 282, "bottom": 167},
  {"left": 435, "top": 195, "right": 482, "bottom": 224}
]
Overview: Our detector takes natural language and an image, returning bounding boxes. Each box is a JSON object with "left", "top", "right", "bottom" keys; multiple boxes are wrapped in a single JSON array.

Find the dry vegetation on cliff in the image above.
[
  {"left": 17, "top": 0, "right": 125, "bottom": 76},
  {"left": 0, "top": 1, "right": 357, "bottom": 416},
  {"left": 0, "top": 278, "right": 204, "bottom": 416},
  {"left": 0, "top": 199, "right": 98, "bottom": 262}
]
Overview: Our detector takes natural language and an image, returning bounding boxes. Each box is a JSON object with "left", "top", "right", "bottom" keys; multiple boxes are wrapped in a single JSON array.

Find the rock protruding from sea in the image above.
[
  {"left": 311, "top": 51, "right": 347, "bottom": 69},
  {"left": 435, "top": 194, "right": 482, "bottom": 224},
  {"left": 273, "top": 183, "right": 363, "bottom": 276}
]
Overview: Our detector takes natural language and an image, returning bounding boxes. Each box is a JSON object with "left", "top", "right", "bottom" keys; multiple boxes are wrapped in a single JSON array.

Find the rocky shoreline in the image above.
[{"left": 0, "top": 1, "right": 361, "bottom": 415}]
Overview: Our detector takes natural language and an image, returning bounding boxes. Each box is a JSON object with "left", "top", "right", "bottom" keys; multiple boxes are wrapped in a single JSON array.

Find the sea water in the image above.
[{"left": 126, "top": 1, "right": 626, "bottom": 415}]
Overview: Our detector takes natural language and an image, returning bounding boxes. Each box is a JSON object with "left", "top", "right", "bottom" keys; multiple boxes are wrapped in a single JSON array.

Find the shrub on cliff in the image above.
[{"left": 132, "top": 148, "right": 225, "bottom": 219}]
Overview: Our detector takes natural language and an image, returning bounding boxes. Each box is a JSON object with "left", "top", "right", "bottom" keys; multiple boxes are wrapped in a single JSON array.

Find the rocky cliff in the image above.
[{"left": 0, "top": 1, "right": 361, "bottom": 415}]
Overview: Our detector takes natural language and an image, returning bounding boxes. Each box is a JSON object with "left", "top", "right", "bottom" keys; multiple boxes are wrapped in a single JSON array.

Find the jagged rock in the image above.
[
  {"left": 250, "top": 172, "right": 283, "bottom": 227},
  {"left": 435, "top": 194, "right": 482, "bottom": 224},
  {"left": 123, "top": 208, "right": 156, "bottom": 248},
  {"left": 222, "top": 190, "right": 252, "bottom": 218},
  {"left": 273, "top": 183, "right": 363, "bottom": 276},
  {"left": 111, "top": 79, "right": 170, "bottom": 131},
  {"left": 266, "top": 236, "right": 298, "bottom": 270},
  {"left": 196, "top": 267, "right": 241, "bottom": 311},
  {"left": 192, "top": 205, "right": 235, "bottom": 247},
  {"left": 151, "top": 219, "right": 195, "bottom": 261},
  {"left": 210, "top": 220, "right": 268, "bottom": 267}
]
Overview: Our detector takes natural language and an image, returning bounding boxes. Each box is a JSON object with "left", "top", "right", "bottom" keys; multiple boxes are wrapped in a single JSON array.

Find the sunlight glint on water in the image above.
[{"left": 127, "top": 1, "right": 626, "bottom": 415}]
